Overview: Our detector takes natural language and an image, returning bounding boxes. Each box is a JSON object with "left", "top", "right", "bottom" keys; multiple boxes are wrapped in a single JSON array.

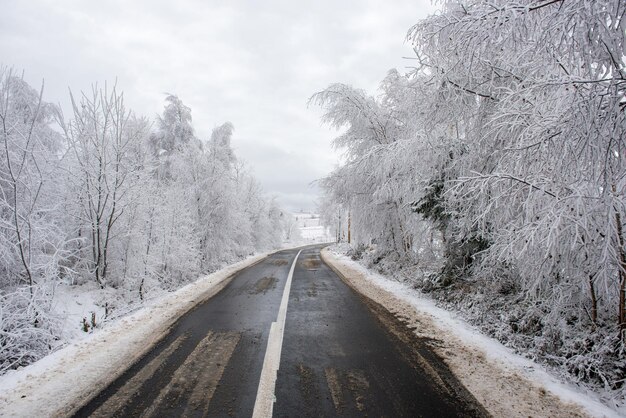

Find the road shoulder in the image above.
[{"left": 320, "top": 247, "right": 618, "bottom": 418}]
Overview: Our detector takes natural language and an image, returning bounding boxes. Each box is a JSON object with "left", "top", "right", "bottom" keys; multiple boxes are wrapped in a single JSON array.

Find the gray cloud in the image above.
[{"left": 0, "top": 0, "right": 435, "bottom": 211}]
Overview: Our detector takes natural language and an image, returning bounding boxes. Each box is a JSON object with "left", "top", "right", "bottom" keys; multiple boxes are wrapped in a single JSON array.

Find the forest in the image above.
[
  {"left": 316, "top": 0, "right": 626, "bottom": 401},
  {"left": 0, "top": 70, "right": 292, "bottom": 372}
]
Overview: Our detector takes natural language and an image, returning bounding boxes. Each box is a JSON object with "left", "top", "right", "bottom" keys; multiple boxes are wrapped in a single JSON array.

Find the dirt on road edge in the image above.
[{"left": 320, "top": 247, "right": 595, "bottom": 418}]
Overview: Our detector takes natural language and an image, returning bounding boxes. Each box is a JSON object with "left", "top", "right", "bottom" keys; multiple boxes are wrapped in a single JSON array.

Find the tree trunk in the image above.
[
  {"left": 588, "top": 274, "right": 598, "bottom": 325},
  {"left": 615, "top": 210, "right": 626, "bottom": 337},
  {"left": 613, "top": 185, "right": 626, "bottom": 339},
  {"left": 347, "top": 210, "right": 351, "bottom": 244}
]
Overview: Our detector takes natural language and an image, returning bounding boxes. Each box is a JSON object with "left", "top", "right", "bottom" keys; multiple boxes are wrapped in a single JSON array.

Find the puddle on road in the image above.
[{"left": 271, "top": 259, "right": 289, "bottom": 266}]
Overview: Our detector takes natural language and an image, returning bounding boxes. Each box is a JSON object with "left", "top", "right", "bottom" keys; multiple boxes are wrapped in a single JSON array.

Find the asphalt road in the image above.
[{"left": 73, "top": 245, "right": 488, "bottom": 417}]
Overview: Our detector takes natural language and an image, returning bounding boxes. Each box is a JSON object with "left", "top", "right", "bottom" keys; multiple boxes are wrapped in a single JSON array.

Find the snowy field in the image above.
[
  {"left": 292, "top": 212, "right": 333, "bottom": 243},
  {"left": 321, "top": 247, "right": 622, "bottom": 418}
]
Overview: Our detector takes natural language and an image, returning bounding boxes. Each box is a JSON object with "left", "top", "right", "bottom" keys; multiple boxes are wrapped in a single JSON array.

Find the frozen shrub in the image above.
[{"left": 0, "top": 285, "right": 62, "bottom": 372}]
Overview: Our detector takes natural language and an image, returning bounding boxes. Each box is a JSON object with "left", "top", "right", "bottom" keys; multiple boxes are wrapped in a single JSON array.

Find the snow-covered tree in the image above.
[
  {"left": 0, "top": 69, "right": 66, "bottom": 372},
  {"left": 315, "top": 0, "right": 626, "bottom": 390},
  {"left": 0, "top": 69, "right": 65, "bottom": 289},
  {"left": 0, "top": 71, "right": 289, "bottom": 374},
  {"left": 407, "top": 0, "right": 626, "bottom": 332},
  {"left": 150, "top": 94, "right": 195, "bottom": 155},
  {"left": 61, "top": 84, "right": 148, "bottom": 291}
]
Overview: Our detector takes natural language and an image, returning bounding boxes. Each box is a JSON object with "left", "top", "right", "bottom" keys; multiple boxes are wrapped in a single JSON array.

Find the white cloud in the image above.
[{"left": 0, "top": 0, "right": 436, "bottom": 211}]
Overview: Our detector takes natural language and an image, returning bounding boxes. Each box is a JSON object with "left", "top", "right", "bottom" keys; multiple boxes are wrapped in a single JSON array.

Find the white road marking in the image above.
[{"left": 252, "top": 249, "right": 302, "bottom": 418}]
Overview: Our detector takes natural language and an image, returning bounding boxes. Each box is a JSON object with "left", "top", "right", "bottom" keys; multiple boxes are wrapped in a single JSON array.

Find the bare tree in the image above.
[{"left": 62, "top": 83, "right": 144, "bottom": 290}]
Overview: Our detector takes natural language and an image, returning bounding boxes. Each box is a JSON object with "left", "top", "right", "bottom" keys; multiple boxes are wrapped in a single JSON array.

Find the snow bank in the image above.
[
  {"left": 0, "top": 252, "right": 270, "bottom": 418},
  {"left": 321, "top": 247, "right": 622, "bottom": 418}
]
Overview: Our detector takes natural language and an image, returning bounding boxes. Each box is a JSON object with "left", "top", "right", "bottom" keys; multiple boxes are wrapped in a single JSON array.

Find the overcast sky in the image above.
[{"left": 1, "top": 0, "right": 436, "bottom": 212}]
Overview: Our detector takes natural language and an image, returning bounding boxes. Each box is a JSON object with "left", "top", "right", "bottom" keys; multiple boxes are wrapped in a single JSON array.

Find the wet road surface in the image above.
[
  {"left": 74, "top": 248, "right": 298, "bottom": 418},
  {"left": 73, "top": 245, "right": 488, "bottom": 417},
  {"left": 274, "top": 246, "right": 487, "bottom": 417}
]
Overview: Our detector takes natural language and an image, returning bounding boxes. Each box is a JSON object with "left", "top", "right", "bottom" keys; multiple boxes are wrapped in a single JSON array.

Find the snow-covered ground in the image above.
[
  {"left": 52, "top": 282, "right": 111, "bottom": 341},
  {"left": 321, "top": 247, "right": 622, "bottom": 418},
  {"left": 50, "top": 280, "right": 167, "bottom": 344},
  {"left": 0, "top": 252, "right": 270, "bottom": 418},
  {"left": 292, "top": 212, "right": 333, "bottom": 243}
]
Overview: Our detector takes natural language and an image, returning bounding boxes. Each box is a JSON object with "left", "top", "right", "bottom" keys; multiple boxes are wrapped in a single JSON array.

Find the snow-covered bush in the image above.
[{"left": 0, "top": 285, "right": 62, "bottom": 373}]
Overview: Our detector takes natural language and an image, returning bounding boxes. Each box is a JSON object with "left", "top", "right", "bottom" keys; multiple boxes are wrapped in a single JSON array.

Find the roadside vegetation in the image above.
[
  {"left": 316, "top": 0, "right": 626, "bottom": 406},
  {"left": 0, "top": 71, "right": 294, "bottom": 373}
]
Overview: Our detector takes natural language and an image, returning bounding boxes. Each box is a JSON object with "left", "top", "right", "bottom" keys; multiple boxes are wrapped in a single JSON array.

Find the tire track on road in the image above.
[
  {"left": 142, "top": 331, "right": 240, "bottom": 418},
  {"left": 89, "top": 333, "right": 189, "bottom": 418}
]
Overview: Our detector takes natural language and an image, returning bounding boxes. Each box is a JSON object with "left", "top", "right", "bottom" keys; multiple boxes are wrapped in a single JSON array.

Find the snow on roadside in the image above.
[
  {"left": 0, "top": 252, "right": 270, "bottom": 418},
  {"left": 321, "top": 247, "right": 622, "bottom": 418},
  {"left": 51, "top": 282, "right": 108, "bottom": 341},
  {"left": 50, "top": 281, "right": 154, "bottom": 343}
]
